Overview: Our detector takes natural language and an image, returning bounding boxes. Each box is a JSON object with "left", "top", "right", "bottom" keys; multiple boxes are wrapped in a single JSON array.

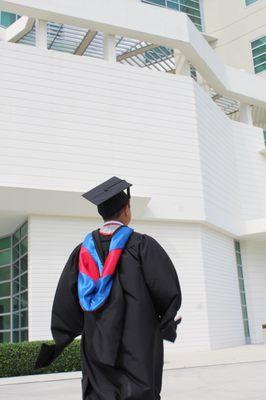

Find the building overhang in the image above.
[
  {"left": 0, "top": 186, "right": 151, "bottom": 236},
  {"left": 239, "top": 218, "right": 266, "bottom": 241},
  {"left": 0, "top": 0, "right": 265, "bottom": 108}
]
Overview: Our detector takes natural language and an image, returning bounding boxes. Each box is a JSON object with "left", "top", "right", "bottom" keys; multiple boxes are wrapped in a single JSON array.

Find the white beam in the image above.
[
  {"left": 2, "top": 16, "right": 34, "bottom": 42},
  {"left": 35, "top": 19, "right": 47, "bottom": 49},
  {"left": 103, "top": 33, "right": 116, "bottom": 62},
  {"left": 239, "top": 103, "right": 253, "bottom": 125},
  {"left": 174, "top": 48, "right": 191, "bottom": 76},
  {"left": 0, "top": 0, "right": 265, "bottom": 108}
]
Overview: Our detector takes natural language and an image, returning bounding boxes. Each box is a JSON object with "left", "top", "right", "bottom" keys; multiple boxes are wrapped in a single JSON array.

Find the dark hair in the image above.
[{"left": 103, "top": 200, "right": 130, "bottom": 222}]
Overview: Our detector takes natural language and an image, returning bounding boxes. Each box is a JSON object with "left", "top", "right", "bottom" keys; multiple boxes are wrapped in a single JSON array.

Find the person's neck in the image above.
[{"left": 103, "top": 219, "right": 124, "bottom": 226}]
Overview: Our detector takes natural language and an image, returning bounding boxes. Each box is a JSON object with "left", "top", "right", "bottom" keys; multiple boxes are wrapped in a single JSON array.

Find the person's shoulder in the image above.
[
  {"left": 68, "top": 242, "right": 82, "bottom": 258},
  {"left": 127, "top": 230, "right": 160, "bottom": 248}
]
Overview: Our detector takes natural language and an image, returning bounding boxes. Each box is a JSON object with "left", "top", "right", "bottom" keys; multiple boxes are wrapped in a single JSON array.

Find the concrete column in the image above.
[
  {"left": 239, "top": 103, "right": 253, "bottom": 125},
  {"left": 35, "top": 19, "right": 47, "bottom": 49},
  {"left": 174, "top": 48, "right": 191, "bottom": 76},
  {"left": 103, "top": 33, "right": 116, "bottom": 62}
]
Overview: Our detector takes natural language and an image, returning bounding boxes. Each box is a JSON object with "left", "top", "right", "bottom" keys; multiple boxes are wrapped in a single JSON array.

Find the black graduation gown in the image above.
[{"left": 34, "top": 230, "right": 182, "bottom": 400}]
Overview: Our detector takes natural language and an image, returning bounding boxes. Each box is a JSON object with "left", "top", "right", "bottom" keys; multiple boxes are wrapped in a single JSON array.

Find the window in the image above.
[
  {"left": 141, "top": 0, "right": 203, "bottom": 31},
  {"left": 251, "top": 36, "right": 266, "bottom": 74},
  {"left": 0, "top": 11, "right": 19, "bottom": 27},
  {"left": 245, "top": 0, "right": 259, "bottom": 5},
  {"left": 0, "top": 221, "right": 28, "bottom": 343},
  {"left": 234, "top": 240, "right": 251, "bottom": 343},
  {"left": 264, "top": 129, "right": 266, "bottom": 146}
]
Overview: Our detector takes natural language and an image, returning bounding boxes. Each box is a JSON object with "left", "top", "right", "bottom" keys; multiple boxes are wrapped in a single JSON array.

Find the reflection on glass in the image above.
[
  {"left": 0, "top": 298, "right": 10, "bottom": 314},
  {"left": 0, "top": 250, "right": 11, "bottom": 266},
  {"left": 0, "top": 315, "right": 10, "bottom": 330},
  {"left": 0, "top": 282, "right": 10, "bottom": 297}
]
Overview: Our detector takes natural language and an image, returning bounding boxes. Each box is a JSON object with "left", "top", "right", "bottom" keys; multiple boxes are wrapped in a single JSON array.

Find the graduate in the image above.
[{"left": 34, "top": 176, "right": 182, "bottom": 400}]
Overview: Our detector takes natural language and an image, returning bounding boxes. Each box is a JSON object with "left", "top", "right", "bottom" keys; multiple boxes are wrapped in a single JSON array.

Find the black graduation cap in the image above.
[{"left": 82, "top": 176, "right": 132, "bottom": 219}]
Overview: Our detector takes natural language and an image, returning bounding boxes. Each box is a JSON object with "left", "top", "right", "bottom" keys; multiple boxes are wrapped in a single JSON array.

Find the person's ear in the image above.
[{"left": 124, "top": 204, "right": 130, "bottom": 216}]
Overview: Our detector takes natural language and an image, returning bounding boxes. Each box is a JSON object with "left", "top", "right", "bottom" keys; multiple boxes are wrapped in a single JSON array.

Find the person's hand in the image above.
[{"left": 174, "top": 314, "right": 182, "bottom": 322}]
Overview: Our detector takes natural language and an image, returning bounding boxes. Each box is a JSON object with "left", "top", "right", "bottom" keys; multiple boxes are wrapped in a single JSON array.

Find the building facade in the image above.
[{"left": 0, "top": 0, "right": 265, "bottom": 352}]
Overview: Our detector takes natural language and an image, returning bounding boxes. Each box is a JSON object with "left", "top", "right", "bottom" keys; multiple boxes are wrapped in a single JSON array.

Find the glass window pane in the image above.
[
  {"left": 236, "top": 253, "right": 242, "bottom": 265},
  {"left": 13, "top": 312, "right": 20, "bottom": 329},
  {"left": 13, "top": 295, "right": 20, "bottom": 312},
  {"left": 0, "top": 298, "right": 10, "bottom": 314},
  {"left": 167, "top": 1, "right": 179, "bottom": 10},
  {"left": 20, "top": 222, "right": 27, "bottom": 239},
  {"left": 180, "top": 5, "right": 200, "bottom": 17},
  {"left": 180, "top": 0, "right": 200, "bottom": 10},
  {"left": 253, "top": 54, "right": 266, "bottom": 66},
  {"left": 240, "top": 292, "right": 247, "bottom": 305},
  {"left": 0, "top": 11, "right": 17, "bottom": 27},
  {"left": 0, "top": 331, "right": 10, "bottom": 343},
  {"left": 246, "top": 0, "right": 258, "bottom": 5},
  {"left": 13, "top": 261, "right": 20, "bottom": 277},
  {"left": 13, "top": 331, "right": 19, "bottom": 343},
  {"left": 252, "top": 44, "right": 266, "bottom": 57},
  {"left": 237, "top": 265, "right": 243, "bottom": 278},
  {"left": 0, "top": 266, "right": 10, "bottom": 281},
  {"left": 12, "top": 244, "right": 20, "bottom": 262},
  {"left": 21, "top": 273, "right": 28, "bottom": 291},
  {"left": 13, "top": 278, "right": 20, "bottom": 295},
  {"left": 21, "top": 311, "right": 28, "bottom": 328},
  {"left": 20, "top": 291, "right": 28, "bottom": 309},
  {"left": 0, "top": 314, "right": 10, "bottom": 330},
  {"left": 0, "top": 237, "right": 11, "bottom": 251},
  {"left": 252, "top": 37, "right": 266, "bottom": 48},
  {"left": 242, "top": 306, "right": 248, "bottom": 320},
  {"left": 0, "top": 282, "right": 10, "bottom": 297},
  {"left": 244, "top": 321, "right": 250, "bottom": 338},
  {"left": 0, "top": 250, "right": 11, "bottom": 266},
  {"left": 21, "top": 255, "right": 27, "bottom": 274},
  {"left": 239, "top": 278, "right": 245, "bottom": 292},
  {"left": 20, "top": 329, "right": 28, "bottom": 342},
  {"left": 234, "top": 240, "right": 240, "bottom": 251},
  {"left": 13, "top": 229, "right": 20, "bottom": 245},
  {"left": 255, "top": 63, "right": 266, "bottom": 74},
  {"left": 21, "top": 238, "right": 28, "bottom": 255}
]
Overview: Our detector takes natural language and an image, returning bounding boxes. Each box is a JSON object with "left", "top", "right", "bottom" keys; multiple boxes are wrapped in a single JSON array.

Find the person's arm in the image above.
[
  {"left": 34, "top": 243, "right": 84, "bottom": 370},
  {"left": 139, "top": 234, "right": 182, "bottom": 342}
]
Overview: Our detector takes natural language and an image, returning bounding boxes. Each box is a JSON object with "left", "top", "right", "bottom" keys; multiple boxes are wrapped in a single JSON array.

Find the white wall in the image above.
[
  {"left": 0, "top": 41, "right": 265, "bottom": 236},
  {"left": 195, "top": 82, "right": 242, "bottom": 234},
  {"left": 0, "top": 41, "right": 204, "bottom": 223},
  {"left": 203, "top": 0, "right": 266, "bottom": 74},
  {"left": 201, "top": 226, "right": 245, "bottom": 348},
  {"left": 241, "top": 239, "right": 266, "bottom": 344},
  {"left": 232, "top": 121, "right": 266, "bottom": 221}
]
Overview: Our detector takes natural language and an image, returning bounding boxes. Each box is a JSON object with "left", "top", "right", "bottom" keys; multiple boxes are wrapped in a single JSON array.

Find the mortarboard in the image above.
[{"left": 82, "top": 176, "right": 132, "bottom": 219}]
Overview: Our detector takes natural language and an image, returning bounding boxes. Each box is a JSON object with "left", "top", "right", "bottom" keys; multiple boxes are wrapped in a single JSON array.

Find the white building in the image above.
[{"left": 0, "top": 0, "right": 265, "bottom": 352}]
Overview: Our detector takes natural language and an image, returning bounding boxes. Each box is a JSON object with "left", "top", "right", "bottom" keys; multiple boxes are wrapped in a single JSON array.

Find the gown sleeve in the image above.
[
  {"left": 34, "top": 243, "right": 84, "bottom": 370},
  {"left": 139, "top": 234, "right": 182, "bottom": 342}
]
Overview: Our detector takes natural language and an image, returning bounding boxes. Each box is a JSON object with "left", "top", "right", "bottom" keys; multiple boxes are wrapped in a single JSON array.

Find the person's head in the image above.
[
  {"left": 103, "top": 200, "right": 132, "bottom": 225},
  {"left": 81, "top": 177, "right": 132, "bottom": 224}
]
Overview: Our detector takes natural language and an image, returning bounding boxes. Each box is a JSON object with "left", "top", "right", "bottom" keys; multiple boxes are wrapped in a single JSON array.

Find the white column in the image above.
[
  {"left": 103, "top": 33, "right": 116, "bottom": 62},
  {"left": 239, "top": 103, "right": 253, "bottom": 125},
  {"left": 35, "top": 19, "right": 47, "bottom": 49},
  {"left": 174, "top": 48, "right": 191, "bottom": 76}
]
